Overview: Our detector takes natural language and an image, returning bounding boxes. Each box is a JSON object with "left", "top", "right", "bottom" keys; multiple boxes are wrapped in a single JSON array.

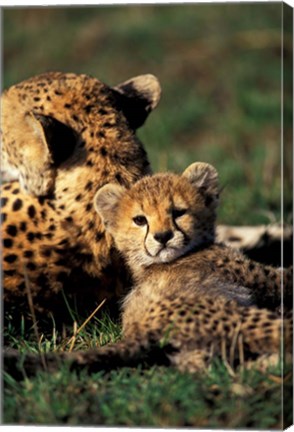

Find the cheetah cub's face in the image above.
[{"left": 94, "top": 162, "right": 219, "bottom": 267}]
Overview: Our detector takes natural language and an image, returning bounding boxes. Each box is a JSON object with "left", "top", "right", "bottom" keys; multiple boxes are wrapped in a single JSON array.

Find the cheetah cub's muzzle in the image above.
[{"left": 133, "top": 209, "right": 192, "bottom": 264}]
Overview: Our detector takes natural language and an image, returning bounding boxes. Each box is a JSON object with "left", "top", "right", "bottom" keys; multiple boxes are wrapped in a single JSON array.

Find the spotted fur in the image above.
[
  {"left": 4, "top": 162, "right": 292, "bottom": 377},
  {"left": 1, "top": 72, "right": 161, "bottom": 317}
]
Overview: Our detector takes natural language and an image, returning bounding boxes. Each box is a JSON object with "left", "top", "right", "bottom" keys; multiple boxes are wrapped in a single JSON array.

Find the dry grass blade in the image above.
[
  {"left": 23, "top": 265, "right": 47, "bottom": 372},
  {"left": 229, "top": 321, "right": 242, "bottom": 366},
  {"left": 238, "top": 333, "right": 245, "bottom": 370},
  {"left": 65, "top": 298, "right": 107, "bottom": 351},
  {"left": 221, "top": 336, "right": 235, "bottom": 377},
  {"left": 68, "top": 321, "right": 78, "bottom": 352}
]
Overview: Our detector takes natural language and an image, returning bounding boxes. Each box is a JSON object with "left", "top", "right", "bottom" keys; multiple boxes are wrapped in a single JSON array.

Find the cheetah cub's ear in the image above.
[
  {"left": 94, "top": 184, "right": 126, "bottom": 229},
  {"left": 182, "top": 162, "right": 220, "bottom": 208}
]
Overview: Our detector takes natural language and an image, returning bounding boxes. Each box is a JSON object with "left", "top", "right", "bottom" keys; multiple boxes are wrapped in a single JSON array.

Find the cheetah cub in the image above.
[
  {"left": 95, "top": 161, "right": 292, "bottom": 313},
  {"left": 5, "top": 162, "right": 292, "bottom": 377}
]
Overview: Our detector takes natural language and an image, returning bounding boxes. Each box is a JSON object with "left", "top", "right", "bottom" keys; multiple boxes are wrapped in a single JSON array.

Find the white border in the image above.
[
  {"left": 0, "top": 1, "right": 293, "bottom": 432},
  {"left": 0, "top": 0, "right": 292, "bottom": 6}
]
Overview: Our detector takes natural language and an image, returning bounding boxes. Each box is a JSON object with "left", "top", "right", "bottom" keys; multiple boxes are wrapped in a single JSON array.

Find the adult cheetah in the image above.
[{"left": 1, "top": 72, "right": 161, "bottom": 320}]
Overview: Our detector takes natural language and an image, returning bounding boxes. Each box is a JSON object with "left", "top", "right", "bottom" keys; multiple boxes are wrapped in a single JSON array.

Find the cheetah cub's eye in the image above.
[
  {"left": 172, "top": 208, "right": 187, "bottom": 219},
  {"left": 133, "top": 215, "right": 148, "bottom": 226}
]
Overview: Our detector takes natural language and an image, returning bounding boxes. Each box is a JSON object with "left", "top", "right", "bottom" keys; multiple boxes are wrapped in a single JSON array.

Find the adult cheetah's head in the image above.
[{"left": 1, "top": 73, "right": 161, "bottom": 196}]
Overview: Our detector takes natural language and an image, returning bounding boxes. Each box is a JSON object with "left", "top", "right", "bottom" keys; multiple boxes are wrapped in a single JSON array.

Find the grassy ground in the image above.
[
  {"left": 2, "top": 3, "right": 293, "bottom": 428},
  {"left": 3, "top": 309, "right": 292, "bottom": 428},
  {"left": 3, "top": 363, "right": 292, "bottom": 428}
]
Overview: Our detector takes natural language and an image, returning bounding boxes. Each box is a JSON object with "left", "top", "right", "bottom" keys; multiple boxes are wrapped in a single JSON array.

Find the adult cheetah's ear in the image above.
[
  {"left": 182, "top": 162, "right": 220, "bottom": 208},
  {"left": 94, "top": 183, "right": 126, "bottom": 229},
  {"left": 5, "top": 111, "right": 78, "bottom": 196},
  {"left": 28, "top": 112, "right": 77, "bottom": 194},
  {"left": 113, "top": 74, "right": 161, "bottom": 129},
  {"left": 32, "top": 113, "right": 78, "bottom": 167},
  {"left": 14, "top": 111, "right": 56, "bottom": 196}
]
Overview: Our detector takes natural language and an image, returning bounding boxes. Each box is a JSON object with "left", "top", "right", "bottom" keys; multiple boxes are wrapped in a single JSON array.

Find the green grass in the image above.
[
  {"left": 3, "top": 3, "right": 293, "bottom": 224},
  {"left": 4, "top": 307, "right": 122, "bottom": 353},
  {"left": 3, "top": 365, "right": 290, "bottom": 428},
  {"left": 3, "top": 299, "right": 292, "bottom": 427},
  {"left": 2, "top": 3, "right": 293, "bottom": 428},
  {"left": 3, "top": 311, "right": 292, "bottom": 428}
]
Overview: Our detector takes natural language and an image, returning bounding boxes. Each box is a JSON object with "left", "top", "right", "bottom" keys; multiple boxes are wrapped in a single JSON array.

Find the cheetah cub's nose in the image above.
[{"left": 154, "top": 230, "right": 174, "bottom": 245}]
